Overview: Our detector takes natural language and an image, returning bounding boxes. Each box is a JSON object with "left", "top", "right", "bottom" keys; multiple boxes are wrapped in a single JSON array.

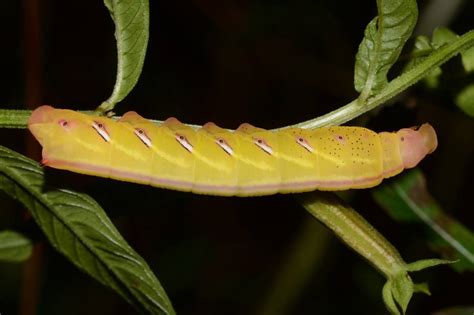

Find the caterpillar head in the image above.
[
  {"left": 28, "top": 105, "right": 111, "bottom": 166},
  {"left": 397, "top": 123, "right": 438, "bottom": 169},
  {"left": 29, "top": 105, "right": 98, "bottom": 143},
  {"left": 29, "top": 105, "right": 67, "bottom": 137}
]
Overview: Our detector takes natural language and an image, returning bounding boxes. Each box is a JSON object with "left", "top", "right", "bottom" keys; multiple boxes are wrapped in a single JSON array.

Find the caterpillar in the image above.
[{"left": 28, "top": 105, "right": 437, "bottom": 196}]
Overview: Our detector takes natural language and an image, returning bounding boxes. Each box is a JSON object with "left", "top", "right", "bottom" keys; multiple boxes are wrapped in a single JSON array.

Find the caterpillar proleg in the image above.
[{"left": 28, "top": 105, "right": 437, "bottom": 196}]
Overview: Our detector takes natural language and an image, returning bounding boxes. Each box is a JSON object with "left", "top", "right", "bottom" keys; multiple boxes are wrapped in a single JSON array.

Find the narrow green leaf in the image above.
[
  {"left": 404, "top": 35, "right": 442, "bottom": 88},
  {"left": 406, "top": 258, "right": 455, "bottom": 272},
  {"left": 431, "top": 27, "right": 459, "bottom": 49},
  {"left": 100, "top": 0, "right": 149, "bottom": 112},
  {"left": 461, "top": 45, "right": 474, "bottom": 72},
  {"left": 391, "top": 272, "right": 413, "bottom": 314},
  {"left": 354, "top": 0, "right": 418, "bottom": 98},
  {"left": 455, "top": 84, "right": 474, "bottom": 117},
  {"left": 413, "top": 282, "right": 430, "bottom": 296},
  {"left": 406, "top": 27, "right": 474, "bottom": 90},
  {"left": 405, "top": 28, "right": 457, "bottom": 88},
  {"left": 0, "top": 145, "right": 175, "bottom": 315},
  {"left": 0, "top": 230, "right": 33, "bottom": 262},
  {"left": 413, "top": 35, "right": 431, "bottom": 50},
  {"left": 383, "top": 280, "right": 401, "bottom": 315},
  {"left": 373, "top": 169, "right": 474, "bottom": 272},
  {"left": 428, "top": 27, "right": 474, "bottom": 115}
]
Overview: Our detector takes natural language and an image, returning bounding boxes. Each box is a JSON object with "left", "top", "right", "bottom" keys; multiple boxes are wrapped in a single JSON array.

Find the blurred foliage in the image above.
[
  {"left": 373, "top": 169, "right": 474, "bottom": 272},
  {"left": 406, "top": 27, "right": 474, "bottom": 116},
  {"left": 0, "top": 230, "right": 32, "bottom": 262},
  {"left": 432, "top": 306, "right": 474, "bottom": 315},
  {"left": 456, "top": 84, "right": 474, "bottom": 116}
]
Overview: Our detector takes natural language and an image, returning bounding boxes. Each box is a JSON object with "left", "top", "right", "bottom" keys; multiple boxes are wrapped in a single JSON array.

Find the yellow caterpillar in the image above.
[{"left": 28, "top": 105, "right": 437, "bottom": 196}]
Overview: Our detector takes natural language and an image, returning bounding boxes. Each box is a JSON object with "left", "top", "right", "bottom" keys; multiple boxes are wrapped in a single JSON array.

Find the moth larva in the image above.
[{"left": 28, "top": 105, "right": 437, "bottom": 196}]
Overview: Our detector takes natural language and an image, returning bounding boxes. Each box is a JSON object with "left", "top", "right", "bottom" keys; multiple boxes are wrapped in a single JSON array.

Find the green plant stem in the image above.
[
  {"left": 0, "top": 109, "right": 32, "bottom": 128},
  {"left": 291, "top": 29, "right": 474, "bottom": 129},
  {"left": 0, "top": 109, "right": 100, "bottom": 129},
  {"left": 1, "top": 30, "right": 473, "bottom": 130}
]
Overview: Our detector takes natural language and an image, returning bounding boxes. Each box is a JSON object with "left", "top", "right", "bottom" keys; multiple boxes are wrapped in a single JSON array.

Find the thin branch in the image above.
[{"left": 2, "top": 30, "right": 473, "bottom": 131}]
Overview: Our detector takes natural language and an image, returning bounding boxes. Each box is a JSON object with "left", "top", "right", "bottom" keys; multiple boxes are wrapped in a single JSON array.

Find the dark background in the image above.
[{"left": 0, "top": 0, "right": 473, "bottom": 314}]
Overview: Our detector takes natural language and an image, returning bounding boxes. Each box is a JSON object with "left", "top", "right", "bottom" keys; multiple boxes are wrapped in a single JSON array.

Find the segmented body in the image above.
[{"left": 28, "top": 106, "right": 437, "bottom": 196}]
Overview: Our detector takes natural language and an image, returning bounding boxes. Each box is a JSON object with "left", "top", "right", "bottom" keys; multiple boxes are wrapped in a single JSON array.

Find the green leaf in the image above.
[
  {"left": 0, "top": 145, "right": 175, "bottom": 315},
  {"left": 391, "top": 272, "right": 413, "bottom": 314},
  {"left": 408, "top": 27, "right": 457, "bottom": 88},
  {"left": 383, "top": 280, "right": 400, "bottom": 315},
  {"left": 461, "top": 45, "right": 474, "bottom": 72},
  {"left": 382, "top": 258, "right": 453, "bottom": 314},
  {"left": 427, "top": 27, "right": 474, "bottom": 115},
  {"left": 455, "top": 84, "right": 474, "bottom": 117},
  {"left": 433, "top": 26, "right": 474, "bottom": 73},
  {"left": 0, "top": 230, "right": 33, "bottom": 262},
  {"left": 100, "top": 0, "right": 150, "bottom": 112},
  {"left": 404, "top": 35, "right": 442, "bottom": 88},
  {"left": 373, "top": 169, "right": 474, "bottom": 272},
  {"left": 354, "top": 0, "right": 418, "bottom": 98},
  {"left": 431, "top": 27, "right": 459, "bottom": 49},
  {"left": 406, "top": 27, "right": 474, "bottom": 90},
  {"left": 382, "top": 271, "right": 434, "bottom": 315},
  {"left": 413, "top": 282, "right": 430, "bottom": 296},
  {"left": 406, "top": 258, "right": 455, "bottom": 272}
]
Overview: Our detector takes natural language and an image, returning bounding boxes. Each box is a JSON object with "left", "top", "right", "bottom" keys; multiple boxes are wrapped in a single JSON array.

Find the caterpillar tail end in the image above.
[
  {"left": 398, "top": 123, "right": 438, "bottom": 169},
  {"left": 418, "top": 123, "right": 438, "bottom": 154}
]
